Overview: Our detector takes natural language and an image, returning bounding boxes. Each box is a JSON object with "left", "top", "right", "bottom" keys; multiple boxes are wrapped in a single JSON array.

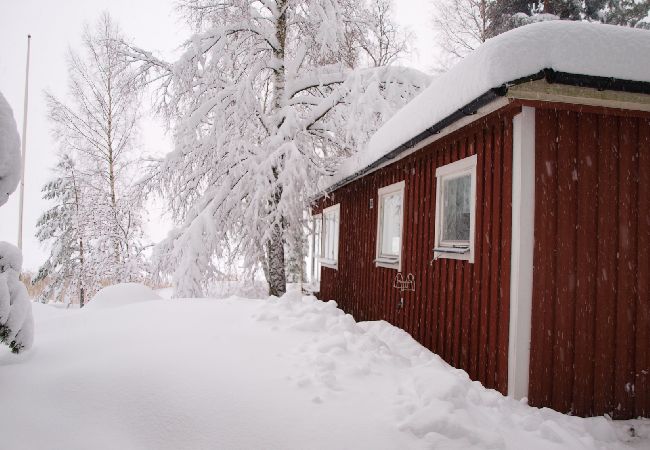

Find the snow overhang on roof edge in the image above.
[{"left": 316, "top": 68, "right": 650, "bottom": 199}]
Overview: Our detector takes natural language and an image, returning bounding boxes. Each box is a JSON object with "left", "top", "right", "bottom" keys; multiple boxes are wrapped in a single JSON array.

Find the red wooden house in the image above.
[{"left": 310, "top": 21, "right": 650, "bottom": 419}]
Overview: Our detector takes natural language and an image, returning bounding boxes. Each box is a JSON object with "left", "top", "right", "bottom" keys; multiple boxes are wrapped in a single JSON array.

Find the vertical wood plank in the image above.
[
  {"left": 594, "top": 115, "right": 619, "bottom": 416},
  {"left": 636, "top": 118, "right": 650, "bottom": 417},
  {"left": 498, "top": 115, "right": 513, "bottom": 394},
  {"left": 553, "top": 110, "right": 578, "bottom": 413},
  {"left": 615, "top": 117, "right": 638, "bottom": 418},
  {"left": 470, "top": 128, "right": 485, "bottom": 381},
  {"left": 479, "top": 122, "right": 494, "bottom": 386},
  {"left": 529, "top": 108, "right": 558, "bottom": 407},
  {"left": 488, "top": 120, "right": 503, "bottom": 390},
  {"left": 573, "top": 112, "right": 599, "bottom": 417}
]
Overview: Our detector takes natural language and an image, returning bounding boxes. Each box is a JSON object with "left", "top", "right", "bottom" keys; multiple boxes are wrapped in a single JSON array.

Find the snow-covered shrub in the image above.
[
  {"left": 0, "top": 90, "right": 34, "bottom": 353},
  {"left": 0, "top": 242, "right": 34, "bottom": 353},
  {"left": 0, "top": 92, "right": 21, "bottom": 207}
]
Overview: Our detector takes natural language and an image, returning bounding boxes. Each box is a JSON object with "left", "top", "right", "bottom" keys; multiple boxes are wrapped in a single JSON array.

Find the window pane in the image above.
[
  {"left": 380, "top": 191, "right": 402, "bottom": 256},
  {"left": 442, "top": 174, "right": 471, "bottom": 242},
  {"left": 323, "top": 210, "right": 339, "bottom": 261}
]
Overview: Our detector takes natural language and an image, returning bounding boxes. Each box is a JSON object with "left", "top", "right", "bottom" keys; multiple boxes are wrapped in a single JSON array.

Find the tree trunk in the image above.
[
  {"left": 267, "top": 224, "right": 286, "bottom": 296},
  {"left": 79, "top": 236, "right": 85, "bottom": 308},
  {"left": 266, "top": 0, "right": 289, "bottom": 297}
]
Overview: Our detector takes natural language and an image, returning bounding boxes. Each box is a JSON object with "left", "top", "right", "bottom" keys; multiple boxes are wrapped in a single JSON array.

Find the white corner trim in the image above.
[
  {"left": 433, "top": 155, "right": 477, "bottom": 264},
  {"left": 508, "top": 106, "right": 535, "bottom": 400},
  {"left": 375, "top": 180, "right": 405, "bottom": 271}
]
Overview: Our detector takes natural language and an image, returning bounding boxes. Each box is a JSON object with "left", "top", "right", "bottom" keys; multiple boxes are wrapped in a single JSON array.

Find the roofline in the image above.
[{"left": 319, "top": 69, "right": 650, "bottom": 196}]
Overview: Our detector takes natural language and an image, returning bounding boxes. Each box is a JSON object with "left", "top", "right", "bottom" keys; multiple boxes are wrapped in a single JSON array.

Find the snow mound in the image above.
[
  {"left": 85, "top": 283, "right": 162, "bottom": 310},
  {"left": 330, "top": 21, "right": 650, "bottom": 189},
  {"left": 0, "top": 91, "right": 21, "bottom": 207}
]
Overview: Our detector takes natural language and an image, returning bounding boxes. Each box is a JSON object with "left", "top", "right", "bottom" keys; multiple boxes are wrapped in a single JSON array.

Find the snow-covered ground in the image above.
[{"left": 1, "top": 286, "right": 647, "bottom": 450}]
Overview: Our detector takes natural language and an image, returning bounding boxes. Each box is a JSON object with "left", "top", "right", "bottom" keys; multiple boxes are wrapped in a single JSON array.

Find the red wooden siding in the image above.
[
  {"left": 528, "top": 106, "right": 650, "bottom": 418},
  {"left": 314, "top": 107, "right": 517, "bottom": 394}
]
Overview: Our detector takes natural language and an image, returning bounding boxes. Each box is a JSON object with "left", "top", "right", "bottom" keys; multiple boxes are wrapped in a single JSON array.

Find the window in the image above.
[
  {"left": 320, "top": 204, "right": 340, "bottom": 269},
  {"left": 434, "top": 155, "right": 477, "bottom": 262},
  {"left": 375, "top": 181, "right": 405, "bottom": 270},
  {"left": 308, "top": 214, "right": 322, "bottom": 282}
]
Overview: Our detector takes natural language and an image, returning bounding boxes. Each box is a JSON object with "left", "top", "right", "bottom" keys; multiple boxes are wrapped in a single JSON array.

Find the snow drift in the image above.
[
  {"left": 0, "top": 293, "right": 646, "bottom": 449},
  {"left": 85, "top": 282, "right": 162, "bottom": 310}
]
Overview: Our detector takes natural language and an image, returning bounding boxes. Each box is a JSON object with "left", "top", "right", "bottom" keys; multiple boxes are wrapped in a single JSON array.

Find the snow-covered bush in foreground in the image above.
[
  {"left": 0, "top": 90, "right": 33, "bottom": 354},
  {"left": 0, "top": 242, "right": 34, "bottom": 353},
  {"left": 0, "top": 91, "right": 21, "bottom": 207},
  {"left": 0, "top": 292, "right": 646, "bottom": 449}
]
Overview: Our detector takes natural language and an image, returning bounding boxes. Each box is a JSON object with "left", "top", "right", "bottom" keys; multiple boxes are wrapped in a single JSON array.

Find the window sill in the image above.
[
  {"left": 375, "top": 257, "right": 400, "bottom": 270},
  {"left": 433, "top": 247, "right": 473, "bottom": 263},
  {"left": 320, "top": 259, "right": 338, "bottom": 270}
]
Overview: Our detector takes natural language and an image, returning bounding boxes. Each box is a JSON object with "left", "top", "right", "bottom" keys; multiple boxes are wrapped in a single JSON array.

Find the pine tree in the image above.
[
  {"left": 34, "top": 155, "right": 91, "bottom": 306},
  {"left": 127, "top": 0, "right": 429, "bottom": 297}
]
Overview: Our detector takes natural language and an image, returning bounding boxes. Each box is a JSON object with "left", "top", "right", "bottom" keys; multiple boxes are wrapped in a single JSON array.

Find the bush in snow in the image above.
[
  {"left": 0, "top": 92, "right": 21, "bottom": 207},
  {"left": 0, "top": 90, "right": 34, "bottom": 353},
  {"left": 0, "top": 242, "right": 34, "bottom": 353}
]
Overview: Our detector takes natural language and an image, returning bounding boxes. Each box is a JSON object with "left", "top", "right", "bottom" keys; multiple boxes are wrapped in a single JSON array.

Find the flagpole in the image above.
[{"left": 18, "top": 34, "right": 31, "bottom": 252}]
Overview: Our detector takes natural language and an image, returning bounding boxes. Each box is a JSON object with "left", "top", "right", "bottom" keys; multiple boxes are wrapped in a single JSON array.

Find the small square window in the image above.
[
  {"left": 434, "top": 155, "right": 477, "bottom": 262},
  {"left": 320, "top": 204, "right": 340, "bottom": 269},
  {"left": 375, "top": 181, "right": 405, "bottom": 270}
]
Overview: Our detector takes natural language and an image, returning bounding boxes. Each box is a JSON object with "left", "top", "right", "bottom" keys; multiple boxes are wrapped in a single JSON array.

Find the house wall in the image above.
[
  {"left": 314, "top": 106, "right": 518, "bottom": 394},
  {"left": 528, "top": 104, "right": 650, "bottom": 419}
]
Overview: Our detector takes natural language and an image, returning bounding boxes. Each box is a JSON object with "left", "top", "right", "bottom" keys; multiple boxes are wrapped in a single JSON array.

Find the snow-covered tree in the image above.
[
  {"left": 34, "top": 155, "right": 92, "bottom": 306},
  {"left": 431, "top": 0, "right": 548, "bottom": 66},
  {"left": 346, "top": 0, "right": 412, "bottom": 67},
  {"left": 0, "top": 91, "right": 33, "bottom": 353},
  {"left": 127, "top": 0, "right": 429, "bottom": 297},
  {"left": 582, "top": 0, "right": 650, "bottom": 28},
  {"left": 432, "top": 0, "right": 649, "bottom": 67},
  {"left": 43, "top": 12, "right": 149, "bottom": 300}
]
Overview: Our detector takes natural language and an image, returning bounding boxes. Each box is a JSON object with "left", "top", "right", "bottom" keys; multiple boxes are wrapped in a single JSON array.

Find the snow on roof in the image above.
[{"left": 325, "top": 21, "right": 650, "bottom": 192}]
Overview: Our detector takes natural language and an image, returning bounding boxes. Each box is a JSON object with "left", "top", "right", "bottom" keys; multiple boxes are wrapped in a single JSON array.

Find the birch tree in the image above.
[
  {"left": 431, "top": 0, "right": 535, "bottom": 66},
  {"left": 127, "top": 0, "right": 429, "bottom": 297},
  {"left": 43, "top": 12, "right": 149, "bottom": 299}
]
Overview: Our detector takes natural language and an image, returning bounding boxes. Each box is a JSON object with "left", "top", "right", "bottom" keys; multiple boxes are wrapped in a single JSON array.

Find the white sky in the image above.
[{"left": 0, "top": 0, "right": 438, "bottom": 271}]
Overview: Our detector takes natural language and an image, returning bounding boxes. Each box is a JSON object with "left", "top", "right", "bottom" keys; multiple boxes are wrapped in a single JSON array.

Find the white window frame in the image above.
[
  {"left": 433, "top": 154, "right": 477, "bottom": 263},
  {"left": 320, "top": 204, "right": 340, "bottom": 269},
  {"left": 375, "top": 180, "right": 405, "bottom": 270},
  {"left": 309, "top": 213, "right": 322, "bottom": 283}
]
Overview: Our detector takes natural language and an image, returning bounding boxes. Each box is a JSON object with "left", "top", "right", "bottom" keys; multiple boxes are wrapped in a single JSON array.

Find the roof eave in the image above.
[{"left": 318, "top": 69, "right": 650, "bottom": 198}]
